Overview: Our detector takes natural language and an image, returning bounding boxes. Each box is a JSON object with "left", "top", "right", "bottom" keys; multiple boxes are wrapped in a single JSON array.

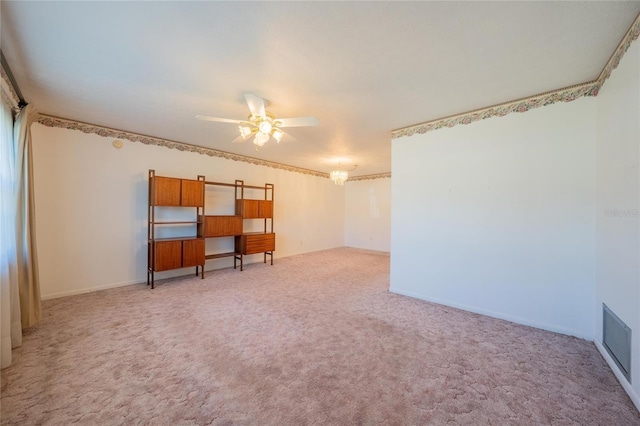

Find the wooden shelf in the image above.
[
  {"left": 205, "top": 252, "right": 239, "bottom": 260},
  {"left": 150, "top": 236, "right": 203, "bottom": 243},
  {"left": 151, "top": 221, "right": 201, "bottom": 225}
]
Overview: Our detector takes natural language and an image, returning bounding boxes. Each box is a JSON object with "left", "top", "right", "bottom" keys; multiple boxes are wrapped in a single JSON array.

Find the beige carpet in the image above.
[{"left": 1, "top": 247, "right": 639, "bottom": 425}]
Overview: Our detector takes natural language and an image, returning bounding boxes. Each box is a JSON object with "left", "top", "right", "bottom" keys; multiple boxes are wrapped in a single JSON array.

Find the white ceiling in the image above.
[{"left": 2, "top": 2, "right": 639, "bottom": 177}]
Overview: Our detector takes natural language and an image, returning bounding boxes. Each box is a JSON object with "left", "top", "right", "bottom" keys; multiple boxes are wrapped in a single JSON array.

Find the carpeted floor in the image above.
[{"left": 1, "top": 248, "right": 639, "bottom": 425}]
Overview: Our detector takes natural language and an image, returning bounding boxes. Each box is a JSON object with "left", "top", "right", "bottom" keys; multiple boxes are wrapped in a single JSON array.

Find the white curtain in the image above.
[
  {"left": 0, "top": 90, "right": 22, "bottom": 369},
  {"left": 13, "top": 104, "right": 41, "bottom": 331}
]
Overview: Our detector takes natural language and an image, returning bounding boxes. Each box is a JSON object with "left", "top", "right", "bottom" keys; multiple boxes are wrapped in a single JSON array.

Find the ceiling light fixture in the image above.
[
  {"left": 330, "top": 164, "right": 357, "bottom": 186},
  {"left": 196, "top": 94, "right": 319, "bottom": 149},
  {"left": 239, "top": 112, "right": 286, "bottom": 147},
  {"left": 272, "top": 128, "right": 284, "bottom": 143},
  {"left": 254, "top": 130, "right": 270, "bottom": 147},
  {"left": 330, "top": 170, "right": 349, "bottom": 186},
  {"left": 239, "top": 125, "right": 253, "bottom": 139}
]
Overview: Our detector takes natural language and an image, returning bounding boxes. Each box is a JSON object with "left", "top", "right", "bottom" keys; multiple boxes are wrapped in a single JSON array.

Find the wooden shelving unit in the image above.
[
  {"left": 147, "top": 171, "right": 275, "bottom": 288},
  {"left": 147, "top": 170, "right": 205, "bottom": 289},
  {"left": 200, "top": 181, "right": 244, "bottom": 267},
  {"left": 234, "top": 180, "right": 275, "bottom": 270}
]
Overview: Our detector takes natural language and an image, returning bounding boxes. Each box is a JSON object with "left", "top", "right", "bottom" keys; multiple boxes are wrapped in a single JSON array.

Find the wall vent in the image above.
[{"left": 602, "top": 303, "right": 631, "bottom": 383}]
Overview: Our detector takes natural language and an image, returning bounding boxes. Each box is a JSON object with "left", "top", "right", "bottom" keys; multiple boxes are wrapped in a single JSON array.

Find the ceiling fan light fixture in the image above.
[
  {"left": 272, "top": 128, "right": 284, "bottom": 143},
  {"left": 197, "top": 94, "right": 318, "bottom": 148},
  {"left": 259, "top": 120, "right": 272, "bottom": 135},
  {"left": 239, "top": 125, "right": 253, "bottom": 139},
  {"left": 254, "top": 131, "right": 269, "bottom": 147}
]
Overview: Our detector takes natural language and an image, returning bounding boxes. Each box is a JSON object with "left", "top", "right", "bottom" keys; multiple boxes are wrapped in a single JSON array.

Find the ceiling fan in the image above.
[{"left": 196, "top": 94, "right": 319, "bottom": 147}]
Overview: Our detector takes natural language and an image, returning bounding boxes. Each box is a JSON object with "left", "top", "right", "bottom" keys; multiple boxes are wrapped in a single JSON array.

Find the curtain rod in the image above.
[{"left": 0, "top": 49, "right": 27, "bottom": 108}]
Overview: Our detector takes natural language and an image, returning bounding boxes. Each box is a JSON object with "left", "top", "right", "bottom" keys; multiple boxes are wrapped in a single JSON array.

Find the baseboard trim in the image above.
[
  {"left": 41, "top": 248, "right": 348, "bottom": 300},
  {"left": 41, "top": 279, "right": 140, "bottom": 300},
  {"left": 41, "top": 258, "right": 269, "bottom": 300},
  {"left": 594, "top": 340, "right": 640, "bottom": 413},
  {"left": 388, "top": 287, "right": 593, "bottom": 340}
]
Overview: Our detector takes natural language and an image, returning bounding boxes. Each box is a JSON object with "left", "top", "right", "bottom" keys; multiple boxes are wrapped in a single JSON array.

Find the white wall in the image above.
[
  {"left": 32, "top": 124, "right": 345, "bottom": 299},
  {"left": 391, "top": 98, "right": 597, "bottom": 339},
  {"left": 344, "top": 178, "right": 391, "bottom": 252},
  {"left": 595, "top": 39, "right": 640, "bottom": 406}
]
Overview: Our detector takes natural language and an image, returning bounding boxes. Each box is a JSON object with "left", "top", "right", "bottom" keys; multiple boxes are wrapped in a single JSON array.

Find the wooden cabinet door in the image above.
[
  {"left": 152, "top": 177, "right": 181, "bottom": 206},
  {"left": 203, "top": 216, "right": 243, "bottom": 237},
  {"left": 258, "top": 200, "right": 273, "bottom": 218},
  {"left": 224, "top": 216, "right": 243, "bottom": 236},
  {"left": 154, "top": 240, "right": 182, "bottom": 271},
  {"left": 182, "top": 239, "right": 205, "bottom": 267},
  {"left": 236, "top": 199, "right": 272, "bottom": 218},
  {"left": 181, "top": 179, "right": 204, "bottom": 207},
  {"left": 238, "top": 199, "right": 260, "bottom": 218}
]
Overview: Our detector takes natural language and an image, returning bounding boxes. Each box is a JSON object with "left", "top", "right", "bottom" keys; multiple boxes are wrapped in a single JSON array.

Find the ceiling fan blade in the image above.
[
  {"left": 231, "top": 134, "right": 248, "bottom": 144},
  {"left": 276, "top": 116, "right": 320, "bottom": 127},
  {"left": 196, "top": 115, "right": 244, "bottom": 124},
  {"left": 278, "top": 130, "right": 297, "bottom": 144},
  {"left": 244, "top": 93, "right": 266, "bottom": 118}
]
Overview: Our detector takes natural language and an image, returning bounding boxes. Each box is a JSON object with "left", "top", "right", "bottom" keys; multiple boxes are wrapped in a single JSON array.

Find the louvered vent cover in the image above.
[{"left": 603, "top": 303, "right": 631, "bottom": 383}]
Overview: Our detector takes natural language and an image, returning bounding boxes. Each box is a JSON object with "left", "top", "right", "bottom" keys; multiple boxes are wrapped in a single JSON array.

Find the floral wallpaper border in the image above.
[
  {"left": 37, "top": 114, "right": 393, "bottom": 182},
  {"left": 348, "top": 172, "right": 391, "bottom": 182},
  {"left": 30, "top": 13, "right": 640, "bottom": 180},
  {"left": 37, "top": 114, "right": 330, "bottom": 179},
  {"left": 597, "top": 13, "right": 640, "bottom": 86},
  {"left": 391, "top": 13, "right": 640, "bottom": 140}
]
